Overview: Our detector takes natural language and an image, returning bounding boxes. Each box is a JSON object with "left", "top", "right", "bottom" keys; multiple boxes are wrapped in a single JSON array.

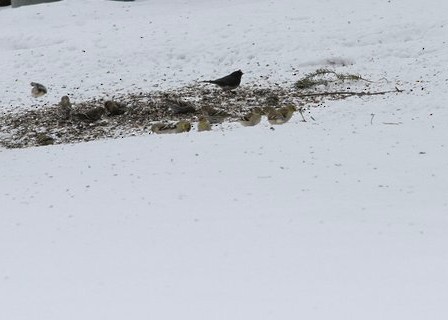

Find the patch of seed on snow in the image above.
[
  {"left": 0, "top": 76, "right": 404, "bottom": 149},
  {"left": 0, "top": 85, "right": 312, "bottom": 148}
]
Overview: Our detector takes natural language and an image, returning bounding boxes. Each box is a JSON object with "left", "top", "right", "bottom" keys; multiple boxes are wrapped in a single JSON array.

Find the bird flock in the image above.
[{"left": 29, "top": 69, "right": 305, "bottom": 138}]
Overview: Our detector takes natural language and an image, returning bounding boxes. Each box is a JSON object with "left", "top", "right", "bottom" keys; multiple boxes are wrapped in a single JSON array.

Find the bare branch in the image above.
[{"left": 296, "top": 87, "right": 403, "bottom": 98}]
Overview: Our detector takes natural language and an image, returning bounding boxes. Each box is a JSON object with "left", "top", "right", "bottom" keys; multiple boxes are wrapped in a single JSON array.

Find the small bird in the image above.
[
  {"left": 266, "top": 109, "right": 286, "bottom": 125},
  {"left": 151, "top": 120, "right": 191, "bottom": 134},
  {"left": 164, "top": 98, "right": 196, "bottom": 115},
  {"left": 202, "top": 70, "right": 243, "bottom": 91},
  {"left": 58, "top": 95, "right": 73, "bottom": 120},
  {"left": 30, "top": 82, "right": 47, "bottom": 98},
  {"left": 201, "top": 105, "right": 230, "bottom": 124},
  {"left": 239, "top": 107, "right": 262, "bottom": 127},
  {"left": 74, "top": 107, "right": 105, "bottom": 122},
  {"left": 265, "top": 105, "right": 296, "bottom": 125},
  {"left": 176, "top": 120, "right": 192, "bottom": 133},
  {"left": 278, "top": 105, "right": 297, "bottom": 122},
  {"left": 104, "top": 100, "right": 127, "bottom": 116},
  {"left": 197, "top": 116, "right": 212, "bottom": 132},
  {"left": 86, "top": 107, "right": 106, "bottom": 121},
  {"left": 36, "top": 133, "right": 54, "bottom": 146}
]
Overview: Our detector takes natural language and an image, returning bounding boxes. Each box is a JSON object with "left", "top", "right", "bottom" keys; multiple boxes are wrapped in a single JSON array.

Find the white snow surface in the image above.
[{"left": 1, "top": 0, "right": 448, "bottom": 319}]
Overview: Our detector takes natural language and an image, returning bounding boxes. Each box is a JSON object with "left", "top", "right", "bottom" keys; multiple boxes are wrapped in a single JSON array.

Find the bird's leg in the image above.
[{"left": 298, "top": 107, "right": 307, "bottom": 122}]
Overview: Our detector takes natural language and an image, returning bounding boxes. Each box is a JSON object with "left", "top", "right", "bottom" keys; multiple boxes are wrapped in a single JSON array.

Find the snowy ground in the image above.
[{"left": 1, "top": 0, "right": 448, "bottom": 319}]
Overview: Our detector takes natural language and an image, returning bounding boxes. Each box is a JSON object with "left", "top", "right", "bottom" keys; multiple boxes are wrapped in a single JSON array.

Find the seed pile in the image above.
[{"left": 0, "top": 84, "right": 321, "bottom": 149}]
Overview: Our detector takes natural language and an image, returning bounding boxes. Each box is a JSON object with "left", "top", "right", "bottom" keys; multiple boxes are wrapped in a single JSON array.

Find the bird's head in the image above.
[{"left": 285, "top": 105, "right": 297, "bottom": 112}]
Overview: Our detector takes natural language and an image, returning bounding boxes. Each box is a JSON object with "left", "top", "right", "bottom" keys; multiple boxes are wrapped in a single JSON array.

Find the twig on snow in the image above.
[{"left": 296, "top": 87, "right": 403, "bottom": 98}]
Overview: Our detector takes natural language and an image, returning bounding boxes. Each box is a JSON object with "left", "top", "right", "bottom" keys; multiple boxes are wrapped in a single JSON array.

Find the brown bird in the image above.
[
  {"left": 58, "top": 95, "right": 73, "bottom": 120},
  {"left": 197, "top": 116, "right": 212, "bottom": 132},
  {"left": 201, "top": 105, "right": 230, "bottom": 124},
  {"left": 74, "top": 107, "right": 106, "bottom": 122},
  {"left": 36, "top": 133, "right": 54, "bottom": 146},
  {"left": 164, "top": 98, "right": 196, "bottom": 115},
  {"left": 239, "top": 107, "right": 262, "bottom": 127},
  {"left": 104, "top": 100, "right": 127, "bottom": 116},
  {"left": 202, "top": 70, "right": 243, "bottom": 91},
  {"left": 151, "top": 120, "right": 191, "bottom": 134},
  {"left": 279, "top": 105, "right": 297, "bottom": 122},
  {"left": 265, "top": 105, "right": 296, "bottom": 125}
]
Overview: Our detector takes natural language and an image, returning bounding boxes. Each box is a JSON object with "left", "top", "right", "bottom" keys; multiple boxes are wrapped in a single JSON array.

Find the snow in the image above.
[{"left": 1, "top": 0, "right": 448, "bottom": 319}]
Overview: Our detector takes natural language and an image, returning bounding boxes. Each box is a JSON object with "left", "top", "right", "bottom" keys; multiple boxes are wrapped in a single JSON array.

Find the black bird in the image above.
[{"left": 202, "top": 70, "right": 243, "bottom": 91}]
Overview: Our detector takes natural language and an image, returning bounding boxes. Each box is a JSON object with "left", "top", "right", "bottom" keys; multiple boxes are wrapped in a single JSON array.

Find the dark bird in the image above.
[
  {"left": 30, "top": 82, "right": 47, "bottom": 97},
  {"left": 202, "top": 70, "right": 243, "bottom": 91},
  {"left": 104, "top": 100, "right": 127, "bottom": 116}
]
